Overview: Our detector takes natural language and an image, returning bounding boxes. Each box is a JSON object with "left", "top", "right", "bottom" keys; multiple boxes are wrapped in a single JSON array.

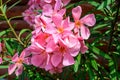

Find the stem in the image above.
[
  {"left": 1, "top": 11, "right": 25, "bottom": 47},
  {"left": 108, "top": 4, "right": 120, "bottom": 52},
  {"left": 4, "top": 15, "right": 25, "bottom": 46}
]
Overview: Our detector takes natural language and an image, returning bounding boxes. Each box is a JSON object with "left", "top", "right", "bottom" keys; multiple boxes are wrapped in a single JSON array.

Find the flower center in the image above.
[
  {"left": 57, "top": 27, "right": 64, "bottom": 33},
  {"left": 59, "top": 46, "right": 66, "bottom": 53},
  {"left": 17, "top": 58, "right": 23, "bottom": 64},
  {"left": 75, "top": 20, "right": 81, "bottom": 28}
]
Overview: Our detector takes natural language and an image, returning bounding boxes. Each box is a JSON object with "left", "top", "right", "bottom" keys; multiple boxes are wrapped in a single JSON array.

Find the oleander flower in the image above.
[
  {"left": 8, "top": 50, "right": 30, "bottom": 76},
  {"left": 72, "top": 6, "right": 96, "bottom": 39}
]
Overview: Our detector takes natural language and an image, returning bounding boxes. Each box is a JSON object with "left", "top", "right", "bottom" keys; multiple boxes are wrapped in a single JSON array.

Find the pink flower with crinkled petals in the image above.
[{"left": 72, "top": 6, "right": 96, "bottom": 39}]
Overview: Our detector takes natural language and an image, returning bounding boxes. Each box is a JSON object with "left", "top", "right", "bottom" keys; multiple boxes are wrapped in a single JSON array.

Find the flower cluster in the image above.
[{"left": 9, "top": 0, "right": 96, "bottom": 76}]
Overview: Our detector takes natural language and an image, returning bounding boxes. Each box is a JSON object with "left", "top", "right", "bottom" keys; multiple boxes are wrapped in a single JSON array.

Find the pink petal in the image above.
[
  {"left": 52, "top": 14, "right": 63, "bottom": 27},
  {"left": 15, "top": 65, "right": 23, "bottom": 76},
  {"left": 81, "top": 25, "right": 90, "bottom": 39},
  {"left": 54, "top": 0, "right": 62, "bottom": 11},
  {"left": 63, "top": 17, "right": 74, "bottom": 31},
  {"left": 31, "top": 55, "right": 44, "bottom": 67},
  {"left": 44, "top": 0, "right": 52, "bottom": 3},
  {"left": 63, "top": 53, "right": 74, "bottom": 66},
  {"left": 80, "top": 40, "right": 88, "bottom": 54},
  {"left": 28, "top": 43, "right": 43, "bottom": 55},
  {"left": 72, "top": 6, "right": 82, "bottom": 20},
  {"left": 58, "top": 8, "right": 66, "bottom": 16},
  {"left": 51, "top": 53, "right": 62, "bottom": 67},
  {"left": 80, "top": 46, "right": 88, "bottom": 54},
  {"left": 0, "top": 43, "right": 2, "bottom": 52},
  {"left": 20, "top": 49, "right": 26, "bottom": 59},
  {"left": 43, "top": 4, "right": 53, "bottom": 16},
  {"left": 24, "top": 57, "right": 31, "bottom": 65},
  {"left": 81, "top": 14, "right": 96, "bottom": 26},
  {"left": 46, "top": 40, "right": 57, "bottom": 53},
  {"left": 12, "top": 53, "right": 19, "bottom": 62},
  {"left": 45, "top": 58, "right": 53, "bottom": 71},
  {"left": 68, "top": 41, "right": 81, "bottom": 57},
  {"left": 8, "top": 64, "right": 17, "bottom": 75},
  {"left": 0, "top": 57, "right": 2, "bottom": 64},
  {"left": 45, "top": 25, "right": 56, "bottom": 34}
]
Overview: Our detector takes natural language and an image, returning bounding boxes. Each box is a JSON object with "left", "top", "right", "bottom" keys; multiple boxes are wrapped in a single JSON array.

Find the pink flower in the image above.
[
  {"left": 22, "top": 4, "right": 41, "bottom": 26},
  {"left": 0, "top": 57, "right": 2, "bottom": 64},
  {"left": 45, "top": 14, "right": 74, "bottom": 43},
  {"left": 29, "top": 43, "right": 50, "bottom": 68},
  {"left": 51, "top": 35, "right": 80, "bottom": 67},
  {"left": 72, "top": 6, "right": 96, "bottom": 39},
  {"left": 8, "top": 50, "right": 30, "bottom": 76}
]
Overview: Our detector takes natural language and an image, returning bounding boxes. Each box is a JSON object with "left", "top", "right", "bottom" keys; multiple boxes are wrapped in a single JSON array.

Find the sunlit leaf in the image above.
[
  {"left": 97, "top": 0, "right": 114, "bottom": 10},
  {"left": 91, "top": 59, "right": 98, "bottom": 71},
  {"left": 0, "top": 65, "right": 8, "bottom": 69}
]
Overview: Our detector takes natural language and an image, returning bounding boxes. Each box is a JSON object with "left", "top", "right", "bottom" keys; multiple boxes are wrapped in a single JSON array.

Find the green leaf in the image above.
[
  {"left": 19, "top": 29, "right": 31, "bottom": 38},
  {"left": 92, "top": 24, "right": 108, "bottom": 30},
  {"left": 0, "top": 65, "right": 8, "bottom": 69},
  {"left": 85, "top": 62, "right": 95, "bottom": 80},
  {"left": 88, "top": 1, "right": 100, "bottom": 7},
  {"left": 2, "top": 5, "right": 7, "bottom": 14},
  {"left": 97, "top": 0, "right": 113, "bottom": 10},
  {"left": 74, "top": 54, "right": 81, "bottom": 72},
  {"left": 0, "top": 29, "right": 11, "bottom": 37},
  {"left": 89, "top": 45, "right": 111, "bottom": 59},
  {"left": 4, "top": 40, "right": 13, "bottom": 55},
  {"left": 108, "top": 60, "right": 117, "bottom": 80},
  {"left": 91, "top": 59, "right": 98, "bottom": 71},
  {"left": 0, "top": 73, "right": 8, "bottom": 79},
  {"left": 8, "top": 0, "right": 21, "bottom": 10}
]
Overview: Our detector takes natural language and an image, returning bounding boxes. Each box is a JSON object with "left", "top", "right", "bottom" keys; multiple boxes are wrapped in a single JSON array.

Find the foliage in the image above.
[{"left": 0, "top": 0, "right": 120, "bottom": 80}]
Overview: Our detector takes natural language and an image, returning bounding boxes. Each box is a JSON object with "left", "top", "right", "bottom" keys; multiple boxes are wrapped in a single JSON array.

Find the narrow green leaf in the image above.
[
  {"left": 0, "top": 65, "right": 8, "bottom": 69},
  {"left": 93, "top": 24, "right": 108, "bottom": 30},
  {"left": 74, "top": 54, "right": 81, "bottom": 72},
  {"left": 0, "top": 29, "right": 11, "bottom": 37},
  {"left": 0, "top": 73, "right": 8, "bottom": 79},
  {"left": 8, "top": 0, "right": 21, "bottom": 10},
  {"left": 108, "top": 60, "right": 117, "bottom": 80},
  {"left": 4, "top": 40, "right": 13, "bottom": 55},
  {"left": 89, "top": 45, "right": 111, "bottom": 59},
  {"left": 97, "top": 0, "right": 113, "bottom": 10},
  {"left": 85, "top": 63, "right": 95, "bottom": 80},
  {"left": 91, "top": 59, "right": 98, "bottom": 71},
  {"left": 88, "top": 1, "right": 100, "bottom": 7},
  {"left": 19, "top": 29, "right": 31, "bottom": 38}
]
